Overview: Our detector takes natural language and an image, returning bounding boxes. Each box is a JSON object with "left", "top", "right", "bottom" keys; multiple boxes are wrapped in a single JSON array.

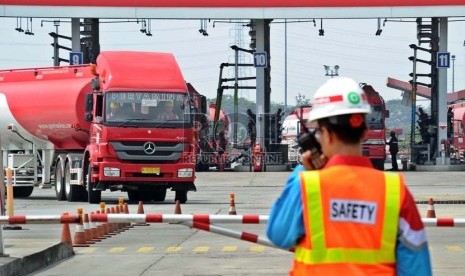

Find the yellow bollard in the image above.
[
  {"left": 100, "top": 202, "right": 106, "bottom": 213},
  {"left": 77, "top": 208, "right": 83, "bottom": 223},
  {"left": 4, "top": 168, "right": 21, "bottom": 230},
  {"left": 6, "top": 168, "right": 13, "bottom": 217}
]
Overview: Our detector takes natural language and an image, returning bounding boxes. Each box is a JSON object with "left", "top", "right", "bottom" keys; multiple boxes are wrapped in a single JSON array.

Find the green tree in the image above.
[{"left": 295, "top": 93, "right": 311, "bottom": 106}]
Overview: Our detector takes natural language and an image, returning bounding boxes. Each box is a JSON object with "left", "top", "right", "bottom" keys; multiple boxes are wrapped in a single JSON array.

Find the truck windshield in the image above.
[
  {"left": 366, "top": 105, "right": 384, "bottom": 130},
  {"left": 104, "top": 92, "right": 192, "bottom": 128}
]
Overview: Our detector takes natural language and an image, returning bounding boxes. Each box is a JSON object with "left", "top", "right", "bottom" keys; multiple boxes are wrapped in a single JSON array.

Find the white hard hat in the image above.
[{"left": 309, "top": 77, "right": 371, "bottom": 122}]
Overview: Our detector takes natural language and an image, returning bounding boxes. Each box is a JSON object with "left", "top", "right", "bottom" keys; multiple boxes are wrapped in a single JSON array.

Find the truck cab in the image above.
[
  {"left": 361, "top": 84, "right": 389, "bottom": 170},
  {"left": 80, "top": 52, "right": 196, "bottom": 204}
]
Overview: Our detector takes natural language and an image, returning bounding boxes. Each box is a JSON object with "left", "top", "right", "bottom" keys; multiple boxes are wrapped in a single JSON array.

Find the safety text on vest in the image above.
[{"left": 330, "top": 199, "right": 377, "bottom": 225}]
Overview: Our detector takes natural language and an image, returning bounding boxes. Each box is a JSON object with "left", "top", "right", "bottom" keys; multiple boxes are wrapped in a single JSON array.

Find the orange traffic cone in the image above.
[
  {"left": 107, "top": 207, "right": 117, "bottom": 235},
  {"left": 61, "top": 212, "right": 73, "bottom": 248},
  {"left": 124, "top": 203, "right": 133, "bottom": 229},
  {"left": 174, "top": 200, "right": 182, "bottom": 214},
  {"left": 83, "top": 213, "right": 95, "bottom": 244},
  {"left": 135, "top": 201, "right": 149, "bottom": 226},
  {"left": 73, "top": 209, "right": 90, "bottom": 247},
  {"left": 93, "top": 211, "right": 106, "bottom": 239},
  {"left": 96, "top": 210, "right": 111, "bottom": 237},
  {"left": 426, "top": 198, "right": 436, "bottom": 218},
  {"left": 89, "top": 212, "right": 103, "bottom": 241},
  {"left": 229, "top": 193, "right": 237, "bottom": 215},
  {"left": 137, "top": 200, "right": 145, "bottom": 214},
  {"left": 117, "top": 205, "right": 127, "bottom": 232}
]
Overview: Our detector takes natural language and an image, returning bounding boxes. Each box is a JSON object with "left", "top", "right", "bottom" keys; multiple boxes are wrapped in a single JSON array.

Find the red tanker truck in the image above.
[
  {"left": 450, "top": 102, "right": 465, "bottom": 162},
  {"left": 361, "top": 84, "right": 389, "bottom": 170},
  {"left": 0, "top": 51, "right": 196, "bottom": 203}
]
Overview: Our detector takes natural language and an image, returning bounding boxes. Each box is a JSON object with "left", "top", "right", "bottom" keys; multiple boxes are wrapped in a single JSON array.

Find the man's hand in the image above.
[{"left": 301, "top": 150, "right": 327, "bottom": 170}]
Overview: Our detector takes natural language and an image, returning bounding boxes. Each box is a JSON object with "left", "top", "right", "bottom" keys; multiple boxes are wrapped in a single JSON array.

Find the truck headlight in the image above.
[
  {"left": 104, "top": 167, "right": 120, "bottom": 177},
  {"left": 178, "top": 168, "right": 193, "bottom": 178}
]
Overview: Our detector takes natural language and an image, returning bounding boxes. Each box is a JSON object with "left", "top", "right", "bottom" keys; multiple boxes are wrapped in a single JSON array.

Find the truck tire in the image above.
[
  {"left": 87, "top": 164, "right": 101, "bottom": 204},
  {"left": 65, "top": 162, "right": 84, "bottom": 202},
  {"left": 55, "top": 162, "right": 66, "bottom": 201},
  {"left": 152, "top": 189, "right": 167, "bottom": 202},
  {"left": 127, "top": 190, "right": 151, "bottom": 202},
  {"left": 127, "top": 190, "right": 138, "bottom": 202},
  {"left": 175, "top": 191, "right": 188, "bottom": 204},
  {"left": 13, "top": 186, "right": 34, "bottom": 198},
  {"left": 139, "top": 191, "right": 152, "bottom": 202}
]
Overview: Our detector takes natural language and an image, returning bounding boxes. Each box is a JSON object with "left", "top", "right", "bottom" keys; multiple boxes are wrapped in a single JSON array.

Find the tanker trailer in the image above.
[
  {"left": 0, "top": 65, "right": 92, "bottom": 198},
  {"left": 450, "top": 102, "right": 465, "bottom": 162},
  {"left": 0, "top": 51, "right": 197, "bottom": 203}
]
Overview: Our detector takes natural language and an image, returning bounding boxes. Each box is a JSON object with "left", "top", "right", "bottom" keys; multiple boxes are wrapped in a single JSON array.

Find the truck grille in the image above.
[{"left": 110, "top": 141, "right": 186, "bottom": 162}]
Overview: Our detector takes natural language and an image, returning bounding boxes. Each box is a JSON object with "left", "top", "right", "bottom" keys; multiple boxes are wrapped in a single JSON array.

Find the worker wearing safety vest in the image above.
[{"left": 267, "top": 77, "right": 431, "bottom": 275}]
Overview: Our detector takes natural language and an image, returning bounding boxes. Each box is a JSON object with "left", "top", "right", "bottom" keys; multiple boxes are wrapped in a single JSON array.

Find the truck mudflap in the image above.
[{"left": 172, "top": 182, "right": 196, "bottom": 192}]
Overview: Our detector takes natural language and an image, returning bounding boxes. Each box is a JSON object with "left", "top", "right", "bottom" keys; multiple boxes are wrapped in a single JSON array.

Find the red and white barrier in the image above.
[
  {"left": 90, "top": 214, "right": 268, "bottom": 224},
  {"left": 0, "top": 214, "right": 80, "bottom": 224},
  {"left": 422, "top": 218, "right": 465, "bottom": 227},
  {"left": 181, "top": 221, "right": 292, "bottom": 252},
  {"left": 186, "top": 221, "right": 273, "bottom": 246},
  {"left": 1, "top": 213, "right": 465, "bottom": 228}
]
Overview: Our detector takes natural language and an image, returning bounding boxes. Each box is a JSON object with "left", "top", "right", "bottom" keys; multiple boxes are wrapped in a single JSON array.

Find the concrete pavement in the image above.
[
  {"left": 0, "top": 224, "right": 74, "bottom": 276},
  {"left": 1, "top": 168, "right": 465, "bottom": 275}
]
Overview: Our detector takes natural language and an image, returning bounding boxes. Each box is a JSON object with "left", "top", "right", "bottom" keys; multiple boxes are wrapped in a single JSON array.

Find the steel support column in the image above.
[
  {"left": 254, "top": 19, "right": 271, "bottom": 150},
  {"left": 71, "top": 18, "right": 80, "bottom": 52},
  {"left": 436, "top": 17, "right": 449, "bottom": 165}
]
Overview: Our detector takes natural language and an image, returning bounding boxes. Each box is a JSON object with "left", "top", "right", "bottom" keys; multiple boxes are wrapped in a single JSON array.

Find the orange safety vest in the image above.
[{"left": 292, "top": 166, "right": 405, "bottom": 276}]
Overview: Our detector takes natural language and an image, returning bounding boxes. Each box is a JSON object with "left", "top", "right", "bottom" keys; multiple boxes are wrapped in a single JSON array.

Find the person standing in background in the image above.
[{"left": 387, "top": 130, "right": 399, "bottom": 171}]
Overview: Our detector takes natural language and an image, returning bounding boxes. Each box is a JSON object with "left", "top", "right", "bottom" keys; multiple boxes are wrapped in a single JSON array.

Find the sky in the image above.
[{"left": 0, "top": 17, "right": 464, "bottom": 108}]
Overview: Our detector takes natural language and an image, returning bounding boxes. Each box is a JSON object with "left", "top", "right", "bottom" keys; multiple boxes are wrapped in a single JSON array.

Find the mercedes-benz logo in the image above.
[{"left": 143, "top": 142, "right": 156, "bottom": 155}]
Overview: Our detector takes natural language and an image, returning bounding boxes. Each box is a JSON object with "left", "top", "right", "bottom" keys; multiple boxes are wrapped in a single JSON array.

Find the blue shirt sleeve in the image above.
[
  {"left": 396, "top": 237, "right": 432, "bottom": 276},
  {"left": 266, "top": 165, "right": 306, "bottom": 249}
]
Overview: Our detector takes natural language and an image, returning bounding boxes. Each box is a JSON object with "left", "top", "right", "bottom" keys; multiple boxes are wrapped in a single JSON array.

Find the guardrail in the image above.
[{"left": 1, "top": 214, "right": 465, "bottom": 228}]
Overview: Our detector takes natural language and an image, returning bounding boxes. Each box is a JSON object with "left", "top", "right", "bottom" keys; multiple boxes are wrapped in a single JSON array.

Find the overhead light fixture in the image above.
[
  {"left": 199, "top": 19, "right": 208, "bottom": 36},
  {"left": 140, "top": 19, "right": 146, "bottom": 33},
  {"left": 146, "top": 19, "right": 153, "bottom": 36},
  {"left": 25, "top": 18, "right": 34, "bottom": 35},
  {"left": 319, "top": 19, "right": 324, "bottom": 36},
  {"left": 15, "top": 17, "right": 24, "bottom": 32},
  {"left": 375, "top": 18, "right": 383, "bottom": 36},
  {"left": 324, "top": 65, "right": 339, "bottom": 78}
]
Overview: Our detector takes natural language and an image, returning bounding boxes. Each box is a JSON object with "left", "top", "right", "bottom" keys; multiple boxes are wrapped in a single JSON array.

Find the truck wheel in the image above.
[
  {"left": 138, "top": 191, "right": 152, "bottom": 202},
  {"left": 152, "top": 189, "right": 167, "bottom": 202},
  {"left": 175, "top": 191, "right": 188, "bottom": 204},
  {"left": 65, "top": 162, "right": 84, "bottom": 202},
  {"left": 87, "top": 164, "right": 101, "bottom": 204},
  {"left": 127, "top": 190, "right": 151, "bottom": 202},
  {"left": 55, "top": 162, "right": 66, "bottom": 201},
  {"left": 127, "top": 190, "right": 138, "bottom": 202},
  {"left": 13, "top": 186, "right": 34, "bottom": 198}
]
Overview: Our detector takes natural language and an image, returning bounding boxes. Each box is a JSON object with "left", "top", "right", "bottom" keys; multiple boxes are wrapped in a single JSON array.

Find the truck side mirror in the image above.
[
  {"left": 385, "top": 110, "right": 390, "bottom": 118},
  {"left": 85, "top": 94, "right": 93, "bottom": 112},
  {"left": 91, "top": 78, "right": 100, "bottom": 91},
  {"left": 84, "top": 112, "right": 93, "bottom": 122}
]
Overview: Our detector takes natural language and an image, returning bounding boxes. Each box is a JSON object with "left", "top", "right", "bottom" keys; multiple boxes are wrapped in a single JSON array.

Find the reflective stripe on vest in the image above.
[{"left": 295, "top": 171, "right": 400, "bottom": 265}]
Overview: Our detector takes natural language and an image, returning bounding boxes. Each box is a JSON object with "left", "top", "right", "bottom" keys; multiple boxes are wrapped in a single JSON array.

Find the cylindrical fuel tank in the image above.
[
  {"left": 452, "top": 104, "right": 465, "bottom": 124},
  {"left": 0, "top": 66, "right": 92, "bottom": 151},
  {"left": 209, "top": 103, "right": 230, "bottom": 136}
]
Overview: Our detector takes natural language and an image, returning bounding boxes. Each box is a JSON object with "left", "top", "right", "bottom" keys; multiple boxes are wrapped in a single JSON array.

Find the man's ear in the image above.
[{"left": 361, "top": 122, "right": 369, "bottom": 140}]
